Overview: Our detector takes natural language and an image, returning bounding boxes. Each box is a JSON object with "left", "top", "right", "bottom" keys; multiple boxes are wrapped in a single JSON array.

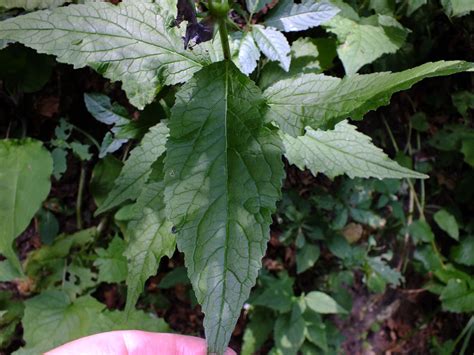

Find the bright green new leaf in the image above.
[
  {"left": 282, "top": 120, "right": 427, "bottom": 179},
  {"left": 434, "top": 209, "right": 459, "bottom": 241},
  {"left": 94, "top": 236, "right": 128, "bottom": 283},
  {"left": 304, "top": 291, "right": 347, "bottom": 314},
  {"left": 96, "top": 121, "right": 169, "bottom": 214},
  {"left": 265, "top": 0, "right": 339, "bottom": 32},
  {"left": 164, "top": 61, "right": 284, "bottom": 354},
  {"left": 0, "top": 1, "right": 210, "bottom": 109},
  {"left": 325, "top": 14, "right": 408, "bottom": 75},
  {"left": 0, "top": 0, "right": 70, "bottom": 10},
  {"left": 0, "top": 139, "right": 53, "bottom": 272},
  {"left": 263, "top": 60, "right": 474, "bottom": 136},
  {"left": 441, "top": 0, "right": 474, "bottom": 17},
  {"left": 124, "top": 181, "right": 176, "bottom": 313},
  {"left": 252, "top": 25, "right": 291, "bottom": 71}
]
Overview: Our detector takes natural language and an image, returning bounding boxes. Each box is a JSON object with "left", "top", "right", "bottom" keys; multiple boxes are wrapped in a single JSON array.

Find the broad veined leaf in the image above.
[
  {"left": 263, "top": 60, "right": 474, "bottom": 136},
  {"left": 16, "top": 290, "right": 169, "bottom": 354},
  {"left": 265, "top": 0, "right": 339, "bottom": 32},
  {"left": 325, "top": 14, "right": 408, "bottom": 75},
  {"left": 124, "top": 181, "right": 176, "bottom": 313},
  {"left": 282, "top": 120, "right": 427, "bottom": 179},
  {"left": 16, "top": 291, "right": 105, "bottom": 354},
  {"left": 94, "top": 236, "right": 128, "bottom": 283},
  {"left": 96, "top": 121, "right": 169, "bottom": 214},
  {"left": 0, "top": 1, "right": 210, "bottom": 109},
  {"left": 232, "top": 31, "right": 261, "bottom": 75},
  {"left": 304, "top": 291, "right": 347, "bottom": 314},
  {"left": 252, "top": 25, "right": 291, "bottom": 71},
  {"left": 0, "top": 139, "right": 53, "bottom": 272},
  {"left": 0, "top": 0, "right": 70, "bottom": 10},
  {"left": 164, "top": 61, "right": 284, "bottom": 353}
]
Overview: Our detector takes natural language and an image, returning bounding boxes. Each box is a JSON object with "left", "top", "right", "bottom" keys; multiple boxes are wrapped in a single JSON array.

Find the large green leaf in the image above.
[
  {"left": 0, "top": 1, "right": 210, "bottom": 109},
  {"left": 164, "top": 61, "right": 284, "bottom": 353},
  {"left": 265, "top": 0, "right": 339, "bottom": 32},
  {"left": 325, "top": 14, "right": 408, "bottom": 75},
  {"left": 16, "top": 290, "right": 168, "bottom": 354},
  {"left": 0, "top": 139, "right": 53, "bottom": 272},
  {"left": 96, "top": 121, "right": 168, "bottom": 214},
  {"left": 282, "top": 120, "right": 427, "bottom": 179},
  {"left": 263, "top": 60, "right": 474, "bottom": 136},
  {"left": 124, "top": 181, "right": 176, "bottom": 313},
  {"left": 0, "top": 0, "right": 70, "bottom": 10}
]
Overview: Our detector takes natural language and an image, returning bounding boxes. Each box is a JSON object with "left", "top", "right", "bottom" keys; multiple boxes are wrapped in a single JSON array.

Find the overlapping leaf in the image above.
[
  {"left": 164, "top": 61, "right": 284, "bottom": 353},
  {"left": 265, "top": 0, "right": 339, "bottom": 32},
  {"left": 252, "top": 25, "right": 291, "bottom": 71},
  {"left": 232, "top": 31, "right": 261, "bottom": 75},
  {"left": 0, "top": 139, "right": 53, "bottom": 272},
  {"left": 96, "top": 121, "right": 168, "bottom": 214},
  {"left": 0, "top": 1, "right": 210, "bottom": 108},
  {"left": 282, "top": 120, "right": 427, "bottom": 179},
  {"left": 325, "top": 14, "right": 409, "bottom": 74},
  {"left": 124, "top": 181, "right": 176, "bottom": 313},
  {"left": 263, "top": 60, "right": 474, "bottom": 136}
]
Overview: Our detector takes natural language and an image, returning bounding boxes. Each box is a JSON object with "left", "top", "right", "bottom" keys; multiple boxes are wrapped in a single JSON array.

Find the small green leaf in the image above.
[
  {"left": 252, "top": 274, "right": 294, "bottom": 313},
  {"left": 51, "top": 147, "right": 67, "bottom": 180},
  {"left": 94, "top": 236, "right": 128, "bottom": 283},
  {"left": 434, "top": 209, "right": 459, "bottom": 241},
  {"left": 252, "top": 25, "right": 291, "bottom": 71},
  {"left": 296, "top": 244, "right": 320, "bottom": 274},
  {"left": 0, "top": 139, "right": 53, "bottom": 272},
  {"left": 304, "top": 291, "right": 347, "bottom": 314},
  {"left": 90, "top": 155, "right": 123, "bottom": 209},
  {"left": 440, "top": 279, "right": 474, "bottom": 313},
  {"left": 0, "top": 260, "right": 22, "bottom": 282},
  {"left": 37, "top": 209, "right": 59, "bottom": 245},
  {"left": 450, "top": 236, "right": 474, "bottom": 266},
  {"left": 282, "top": 121, "right": 427, "bottom": 179},
  {"left": 264, "top": 60, "right": 474, "bottom": 136},
  {"left": 164, "top": 61, "right": 284, "bottom": 354},
  {"left": 158, "top": 266, "right": 189, "bottom": 289},
  {"left": 409, "top": 220, "right": 435, "bottom": 243},
  {"left": 241, "top": 309, "right": 274, "bottom": 355},
  {"left": 265, "top": 0, "right": 339, "bottom": 32},
  {"left": 96, "top": 121, "right": 169, "bottom": 214},
  {"left": 274, "top": 303, "right": 306, "bottom": 355},
  {"left": 410, "top": 112, "right": 429, "bottom": 132}
]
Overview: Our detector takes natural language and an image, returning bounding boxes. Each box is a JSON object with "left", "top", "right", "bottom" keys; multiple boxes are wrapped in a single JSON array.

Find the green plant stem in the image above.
[
  {"left": 218, "top": 17, "right": 231, "bottom": 60},
  {"left": 76, "top": 164, "right": 86, "bottom": 230},
  {"left": 71, "top": 124, "right": 101, "bottom": 150}
]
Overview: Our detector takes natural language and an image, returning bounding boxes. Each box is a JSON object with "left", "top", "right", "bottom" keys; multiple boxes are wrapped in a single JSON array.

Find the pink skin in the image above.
[{"left": 45, "top": 331, "right": 237, "bottom": 355}]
